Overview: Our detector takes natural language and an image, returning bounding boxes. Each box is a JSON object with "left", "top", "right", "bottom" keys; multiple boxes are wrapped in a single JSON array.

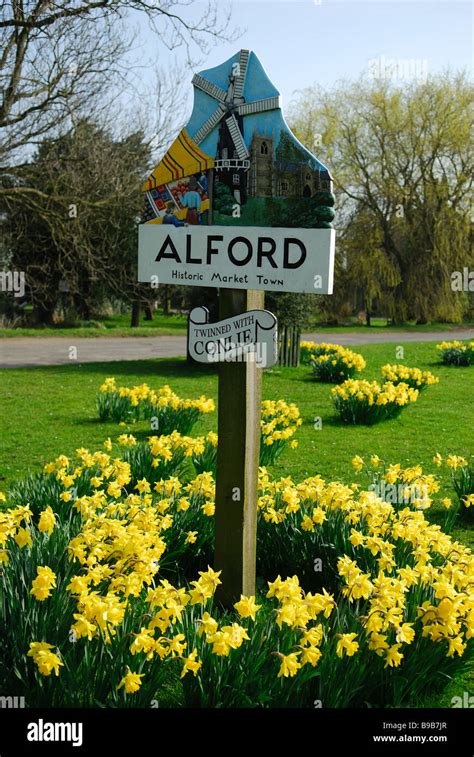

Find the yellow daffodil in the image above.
[
  {"left": 15, "top": 527, "right": 32, "bottom": 549},
  {"left": 352, "top": 455, "right": 364, "bottom": 472},
  {"left": 385, "top": 644, "right": 404, "bottom": 668},
  {"left": 38, "top": 507, "right": 56, "bottom": 536},
  {"left": 234, "top": 595, "right": 261, "bottom": 621},
  {"left": 277, "top": 652, "right": 301, "bottom": 678},
  {"left": 28, "top": 642, "right": 63, "bottom": 676},
  {"left": 336, "top": 633, "right": 359, "bottom": 658},
  {"left": 198, "top": 612, "right": 218, "bottom": 638},
  {"left": 118, "top": 670, "right": 144, "bottom": 694},
  {"left": 180, "top": 649, "right": 202, "bottom": 678}
]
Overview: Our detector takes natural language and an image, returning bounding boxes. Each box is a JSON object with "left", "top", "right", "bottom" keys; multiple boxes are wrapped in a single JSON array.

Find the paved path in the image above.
[
  {"left": 1, "top": 329, "right": 473, "bottom": 368},
  {"left": 302, "top": 329, "right": 474, "bottom": 345},
  {"left": 0, "top": 335, "right": 186, "bottom": 368}
]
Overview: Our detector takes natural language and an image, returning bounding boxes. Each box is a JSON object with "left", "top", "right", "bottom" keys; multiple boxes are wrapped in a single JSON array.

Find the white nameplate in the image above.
[
  {"left": 188, "top": 306, "right": 277, "bottom": 368},
  {"left": 139, "top": 225, "right": 335, "bottom": 294}
]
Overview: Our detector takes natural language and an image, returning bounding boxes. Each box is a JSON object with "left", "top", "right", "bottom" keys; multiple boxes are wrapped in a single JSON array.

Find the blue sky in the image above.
[{"left": 136, "top": 0, "right": 472, "bottom": 115}]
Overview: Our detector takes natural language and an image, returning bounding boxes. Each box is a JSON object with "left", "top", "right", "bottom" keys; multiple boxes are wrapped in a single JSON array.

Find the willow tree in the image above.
[{"left": 289, "top": 72, "right": 473, "bottom": 323}]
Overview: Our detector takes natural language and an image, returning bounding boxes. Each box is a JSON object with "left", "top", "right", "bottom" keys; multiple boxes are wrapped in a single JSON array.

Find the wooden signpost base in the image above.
[{"left": 214, "top": 288, "right": 264, "bottom": 607}]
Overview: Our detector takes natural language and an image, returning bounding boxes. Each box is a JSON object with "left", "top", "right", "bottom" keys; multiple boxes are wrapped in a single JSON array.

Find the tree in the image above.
[
  {"left": 213, "top": 178, "right": 235, "bottom": 216},
  {"left": 340, "top": 208, "right": 400, "bottom": 326},
  {"left": 265, "top": 292, "right": 315, "bottom": 365},
  {"left": 2, "top": 120, "right": 151, "bottom": 323},
  {"left": 289, "top": 72, "right": 473, "bottom": 323},
  {"left": 0, "top": 1, "right": 233, "bottom": 173},
  {"left": 0, "top": 1, "right": 238, "bottom": 325}
]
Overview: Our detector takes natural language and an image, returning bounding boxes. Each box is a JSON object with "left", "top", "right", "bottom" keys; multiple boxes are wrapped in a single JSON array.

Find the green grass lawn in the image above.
[
  {"left": 0, "top": 339, "right": 473, "bottom": 706},
  {"left": 0, "top": 311, "right": 188, "bottom": 337}
]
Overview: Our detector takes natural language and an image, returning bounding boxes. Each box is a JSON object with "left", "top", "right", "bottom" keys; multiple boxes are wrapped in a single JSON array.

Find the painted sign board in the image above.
[
  {"left": 139, "top": 224, "right": 335, "bottom": 294},
  {"left": 188, "top": 306, "right": 277, "bottom": 367},
  {"left": 139, "top": 48, "right": 336, "bottom": 292}
]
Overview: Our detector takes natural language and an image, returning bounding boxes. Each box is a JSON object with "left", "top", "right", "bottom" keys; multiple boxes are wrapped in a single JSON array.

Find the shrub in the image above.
[
  {"left": 381, "top": 364, "right": 439, "bottom": 391},
  {"left": 331, "top": 380, "right": 419, "bottom": 425},
  {"left": 97, "top": 378, "right": 214, "bottom": 433},
  {"left": 436, "top": 341, "right": 474, "bottom": 366}
]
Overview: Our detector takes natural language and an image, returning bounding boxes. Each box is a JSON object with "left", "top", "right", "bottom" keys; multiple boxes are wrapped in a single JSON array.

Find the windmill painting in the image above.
[{"left": 142, "top": 49, "right": 335, "bottom": 229}]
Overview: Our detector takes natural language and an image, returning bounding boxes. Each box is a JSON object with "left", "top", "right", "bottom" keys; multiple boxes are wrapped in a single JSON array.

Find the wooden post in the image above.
[{"left": 214, "top": 287, "right": 264, "bottom": 607}]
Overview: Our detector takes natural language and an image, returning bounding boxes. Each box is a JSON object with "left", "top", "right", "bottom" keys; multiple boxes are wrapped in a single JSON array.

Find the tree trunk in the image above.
[
  {"left": 75, "top": 300, "right": 91, "bottom": 320},
  {"left": 33, "top": 302, "right": 56, "bottom": 326},
  {"left": 73, "top": 271, "right": 91, "bottom": 320},
  {"left": 131, "top": 301, "right": 140, "bottom": 327},
  {"left": 144, "top": 302, "right": 153, "bottom": 321},
  {"left": 162, "top": 286, "right": 171, "bottom": 316}
]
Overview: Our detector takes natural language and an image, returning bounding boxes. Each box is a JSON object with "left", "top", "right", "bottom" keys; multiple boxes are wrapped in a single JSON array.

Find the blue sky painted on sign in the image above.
[
  {"left": 186, "top": 51, "right": 278, "bottom": 156},
  {"left": 186, "top": 51, "right": 330, "bottom": 172}
]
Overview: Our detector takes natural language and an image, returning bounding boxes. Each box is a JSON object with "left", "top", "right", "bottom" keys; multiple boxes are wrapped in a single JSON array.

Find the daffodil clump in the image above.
[
  {"left": 300, "top": 340, "right": 319, "bottom": 365},
  {"left": 191, "top": 432, "right": 219, "bottom": 475},
  {"left": 1, "top": 441, "right": 473, "bottom": 708},
  {"left": 301, "top": 341, "right": 366, "bottom": 382},
  {"left": 118, "top": 431, "right": 205, "bottom": 488},
  {"left": 192, "top": 399, "right": 303, "bottom": 472},
  {"left": 300, "top": 341, "right": 344, "bottom": 364},
  {"left": 312, "top": 347, "right": 366, "bottom": 383},
  {"left": 437, "top": 341, "right": 474, "bottom": 367},
  {"left": 255, "top": 467, "right": 474, "bottom": 704},
  {"left": 6, "top": 434, "right": 212, "bottom": 522},
  {"left": 351, "top": 455, "right": 440, "bottom": 511},
  {"left": 381, "top": 364, "right": 439, "bottom": 391},
  {"left": 332, "top": 379, "right": 419, "bottom": 425},
  {"left": 434, "top": 453, "right": 474, "bottom": 522},
  {"left": 1, "top": 481, "right": 215, "bottom": 706},
  {"left": 259, "top": 400, "right": 301, "bottom": 465},
  {"left": 97, "top": 378, "right": 215, "bottom": 433},
  {"left": 8, "top": 435, "right": 217, "bottom": 570}
]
